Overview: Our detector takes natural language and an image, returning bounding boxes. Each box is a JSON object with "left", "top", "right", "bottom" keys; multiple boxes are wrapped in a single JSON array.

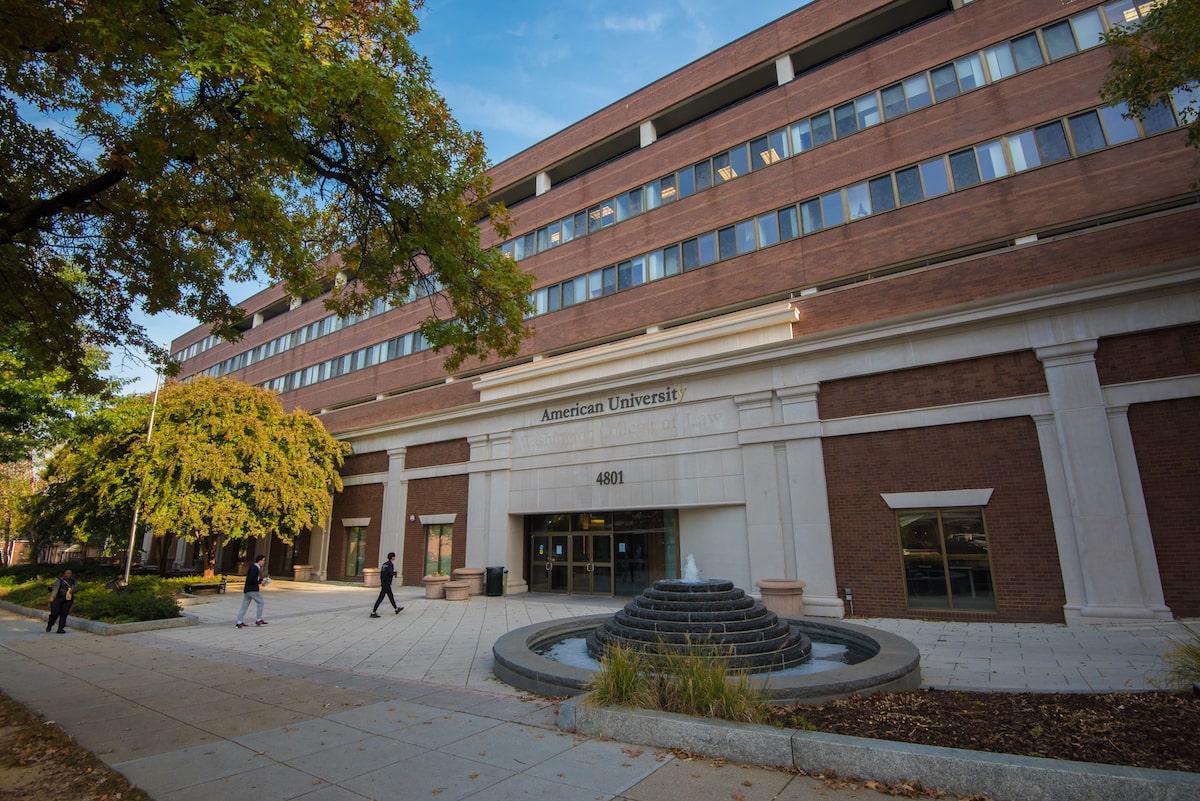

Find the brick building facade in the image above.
[{"left": 169, "top": 0, "right": 1200, "bottom": 624}]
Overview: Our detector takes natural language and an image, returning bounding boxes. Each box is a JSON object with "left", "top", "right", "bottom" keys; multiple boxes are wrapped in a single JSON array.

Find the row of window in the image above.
[
  {"left": 526, "top": 91, "right": 1194, "bottom": 317},
  {"left": 497, "top": 1, "right": 1139, "bottom": 263},
  {"left": 236, "top": 87, "right": 1193, "bottom": 397}
]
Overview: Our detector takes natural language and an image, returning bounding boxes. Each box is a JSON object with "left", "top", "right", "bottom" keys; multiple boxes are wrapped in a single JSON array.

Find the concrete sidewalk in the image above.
[{"left": 0, "top": 581, "right": 1193, "bottom": 801}]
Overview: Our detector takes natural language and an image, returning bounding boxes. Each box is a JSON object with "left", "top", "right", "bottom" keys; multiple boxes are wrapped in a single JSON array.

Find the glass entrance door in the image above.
[
  {"left": 570, "top": 533, "right": 613, "bottom": 595},
  {"left": 529, "top": 533, "right": 569, "bottom": 592}
]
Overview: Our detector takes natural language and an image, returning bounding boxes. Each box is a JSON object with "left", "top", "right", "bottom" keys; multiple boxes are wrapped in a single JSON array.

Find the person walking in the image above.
[
  {"left": 46, "top": 568, "right": 77, "bottom": 633},
  {"left": 370, "top": 552, "right": 403, "bottom": 617},
  {"left": 235, "top": 555, "right": 270, "bottom": 628}
]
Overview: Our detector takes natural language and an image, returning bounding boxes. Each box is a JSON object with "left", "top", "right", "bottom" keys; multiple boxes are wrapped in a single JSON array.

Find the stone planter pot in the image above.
[
  {"left": 292, "top": 564, "right": 312, "bottom": 582},
  {"left": 362, "top": 567, "right": 381, "bottom": 588},
  {"left": 452, "top": 567, "right": 486, "bottom": 595},
  {"left": 443, "top": 580, "right": 470, "bottom": 601},
  {"left": 755, "top": 578, "right": 806, "bottom": 618},
  {"left": 423, "top": 574, "right": 449, "bottom": 599}
]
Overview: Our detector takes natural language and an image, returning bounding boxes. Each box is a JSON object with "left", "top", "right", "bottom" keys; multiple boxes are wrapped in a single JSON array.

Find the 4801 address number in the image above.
[{"left": 595, "top": 470, "right": 624, "bottom": 485}]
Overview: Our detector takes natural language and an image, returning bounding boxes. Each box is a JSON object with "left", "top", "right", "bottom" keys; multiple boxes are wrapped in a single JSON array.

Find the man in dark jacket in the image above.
[
  {"left": 46, "top": 568, "right": 76, "bottom": 633},
  {"left": 370, "top": 552, "right": 403, "bottom": 617},
  {"left": 235, "top": 555, "right": 269, "bottom": 628}
]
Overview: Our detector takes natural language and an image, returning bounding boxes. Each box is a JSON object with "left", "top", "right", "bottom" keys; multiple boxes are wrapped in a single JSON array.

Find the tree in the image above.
[
  {"left": 1, "top": 0, "right": 532, "bottom": 387},
  {"left": 1101, "top": 0, "right": 1200, "bottom": 152},
  {"left": 27, "top": 377, "right": 349, "bottom": 573}
]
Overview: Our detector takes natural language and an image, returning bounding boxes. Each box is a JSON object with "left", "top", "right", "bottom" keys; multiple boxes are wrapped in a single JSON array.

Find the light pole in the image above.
[{"left": 123, "top": 368, "right": 162, "bottom": 584}]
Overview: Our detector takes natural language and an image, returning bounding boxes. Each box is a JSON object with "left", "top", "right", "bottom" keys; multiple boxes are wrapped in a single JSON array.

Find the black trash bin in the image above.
[{"left": 485, "top": 566, "right": 507, "bottom": 597}]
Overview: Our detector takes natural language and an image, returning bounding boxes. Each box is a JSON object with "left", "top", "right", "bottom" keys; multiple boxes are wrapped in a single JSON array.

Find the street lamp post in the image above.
[{"left": 123, "top": 369, "right": 162, "bottom": 584}]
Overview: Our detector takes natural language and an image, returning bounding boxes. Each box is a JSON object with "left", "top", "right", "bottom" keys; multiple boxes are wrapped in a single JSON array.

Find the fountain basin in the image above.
[{"left": 493, "top": 614, "right": 921, "bottom": 705}]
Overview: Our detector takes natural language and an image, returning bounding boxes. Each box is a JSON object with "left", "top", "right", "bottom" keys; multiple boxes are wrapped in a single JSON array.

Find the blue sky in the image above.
[{"left": 111, "top": 0, "right": 811, "bottom": 394}]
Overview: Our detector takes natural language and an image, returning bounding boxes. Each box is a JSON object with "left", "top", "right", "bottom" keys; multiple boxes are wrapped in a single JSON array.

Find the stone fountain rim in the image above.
[{"left": 492, "top": 614, "right": 921, "bottom": 704}]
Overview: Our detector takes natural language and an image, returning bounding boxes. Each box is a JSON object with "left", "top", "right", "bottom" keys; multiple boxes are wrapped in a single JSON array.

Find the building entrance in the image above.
[{"left": 525, "top": 510, "right": 677, "bottom": 596}]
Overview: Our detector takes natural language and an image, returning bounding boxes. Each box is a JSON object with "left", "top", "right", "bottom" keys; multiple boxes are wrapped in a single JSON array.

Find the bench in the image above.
[{"left": 183, "top": 577, "right": 229, "bottom": 594}]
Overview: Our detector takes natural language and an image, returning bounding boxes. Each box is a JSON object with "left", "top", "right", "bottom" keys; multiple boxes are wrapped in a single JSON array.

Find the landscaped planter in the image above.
[
  {"left": 292, "top": 565, "right": 312, "bottom": 581},
  {"left": 443, "top": 580, "right": 470, "bottom": 601},
  {"left": 423, "top": 574, "right": 449, "bottom": 599},
  {"left": 451, "top": 567, "right": 486, "bottom": 595},
  {"left": 755, "top": 578, "right": 806, "bottom": 618}
]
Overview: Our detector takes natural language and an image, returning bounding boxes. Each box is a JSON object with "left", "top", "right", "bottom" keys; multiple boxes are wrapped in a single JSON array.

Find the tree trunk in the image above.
[{"left": 202, "top": 535, "right": 217, "bottom": 577}]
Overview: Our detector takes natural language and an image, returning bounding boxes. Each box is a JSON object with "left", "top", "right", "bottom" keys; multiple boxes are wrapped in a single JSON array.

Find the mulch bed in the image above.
[{"left": 764, "top": 689, "right": 1200, "bottom": 774}]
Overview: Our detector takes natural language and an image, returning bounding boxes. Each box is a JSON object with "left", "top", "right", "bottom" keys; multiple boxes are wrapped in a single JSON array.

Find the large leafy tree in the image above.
[
  {"left": 1, "top": 0, "right": 531, "bottom": 388},
  {"left": 1101, "top": 0, "right": 1200, "bottom": 152},
  {"left": 28, "top": 377, "right": 349, "bottom": 573}
]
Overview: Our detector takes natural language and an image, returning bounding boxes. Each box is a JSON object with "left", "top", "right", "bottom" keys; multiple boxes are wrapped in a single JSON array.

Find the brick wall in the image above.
[
  {"left": 823, "top": 417, "right": 1065, "bottom": 622},
  {"left": 819, "top": 351, "right": 1046, "bottom": 418},
  {"left": 327, "top": 483, "right": 384, "bottom": 582},
  {"left": 1096, "top": 323, "right": 1200, "bottom": 385},
  {"left": 341, "top": 450, "right": 389, "bottom": 476},
  {"left": 405, "top": 439, "right": 471, "bottom": 469},
  {"left": 1128, "top": 397, "right": 1200, "bottom": 618},
  {"left": 400, "top": 474, "right": 470, "bottom": 586}
]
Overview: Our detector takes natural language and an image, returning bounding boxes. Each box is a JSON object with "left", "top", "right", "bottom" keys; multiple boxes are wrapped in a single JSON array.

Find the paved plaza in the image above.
[{"left": 0, "top": 581, "right": 1192, "bottom": 800}]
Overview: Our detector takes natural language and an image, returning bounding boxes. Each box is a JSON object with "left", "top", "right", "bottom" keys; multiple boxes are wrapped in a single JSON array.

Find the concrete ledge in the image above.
[
  {"left": 563, "top": 698, "right": 1200, "bottom": 801},
  {"left": 0, "top": 600, "right": 199, "bottom": 636}
]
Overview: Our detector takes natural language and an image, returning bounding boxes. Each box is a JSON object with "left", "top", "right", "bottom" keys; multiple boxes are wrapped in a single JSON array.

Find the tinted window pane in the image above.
[
  {"left": 1104, "top": 1, "right": 1139, "bottom": 29},
  {"left": 821, "top": 192, "right": 845, "bottom": 227},
  {"left": 869, "top": 176, "right": 896, "bottom": 212},
  {"left": 882, "top": 83, "right": 907, "bottom": 119},
  {"left": 847, "top": 182, "right": 871, "bottom": 219},
  {"left": 749, "top": 137, "right": 769, "bottom": 170},
  {"left": 697, "top": 232, "right": 717, "bottom": 265},
  {"left": 985, "top": 43, "right": 1016, "bottom": 80},
  {"left": 694, "top": 160, "right": 713, "bottom": 192},
  {"left": 628, "top": 188, "right": 643, "bottom": 216},
  {"left": 645, "top": 180, "right": 661, "bottom": 210},
  {"left": 737, "top": 220, "right": 756, "bottom": 253},
  {"left": 718, "top": 226, "right": 737, "bottom": 259},
  {"left": 601, "top": 266, "right": 616, "bottom": 295},
  {"left": 729, "top": 144, "right": 750, "bottom": 178},
  {"left": 648, "top": 250, "right": 664, "bottom": 280},
  {"left": 617, "top": 260, "right": 633, "bottom": 290},
  {"left": 1008, "top": 130, "right": 1042, "bottom": 171},
  {"left": 1035, "top": 121, "right": 1070, "bottom": 162},
  {"left": 768, "top": 129, "right": 789, "bottom": 162},
  {"left": 659, "top": 175, "right": 677, "bottom": 204},
  {"left": 547, "top": 283, "right": 561, "bottom": 312},
  {"left": 1068, "top": 111, "right": 1107, "bottom": 153},
  {"left": 896, "top": 166, "right": 924, "bottom": 205},
  {"left": 713, "top": 151, "right": 732, "bottom": 184},
  {"left": 678, "top": 166, "right": 695, "bottom": 197},
  {"left": 791, "top": 120, "right": 813, "bottom": 153},
  {"left": 1070, "top": 9, "right": 1105, "bottom": 51},
  {"left": 1142, "top": 100, "right": 1178, "bottom": 134},
  {"left": 615, "top": 193, "right": 631, "bottom": 222},
  {"left": 955, "top": 55, "right": 985, "bottom": 91},
  {"left": 949, "top": 150, "right": 981, "bottom": 188},
  {"left": 573, "top": 211, "right": 587, "bottom": 233},
  {"left": 1043, "top": 21, "right": 1077, "bottom": 61},
  {"left": 800, "top": 198, "right": 823, "bottom": 233},
  {"left": 682, "top": 238, "right": 699, "bottom": 270},
  {"left": 920, "top": 159, "right": 950, "bottom": 197},
  {"left": 1098, "top": 104, "right": 1139, "bottom": 144},
  {"left": 1172, "top": 86, "right": 1199, "bottom": 124},
  {"left": 931, "top": 64, "right": 960, "bottom": 101},
  {"left": 976, "top": 140, "right": 1009, "bottom": 180},
  {"left": 757, "top": 212, "right": 780, "bottom": 246},
  {"left": 811, "top": 111, "right": 834, "bottom": 146},
  {"left": 1011, "top": 33, "right": 1044, "bottom": 72},
  {"left": 904, "top": 74, "right": 932, "bottom": 110},
  {"left": 663, "top": 244, "right": 680, "bottom": 276},
  {"left": 834, "top": 102, "right": 857, "bottom": 138},
  {"left": 857, "top": 94, "right": 880, "bottom": 128},
  {"left": 778, "top": 206, "right": 799, "bottom": 240},
  {"left": 588, "top": 269, "right": 602, "bottom": 298}
]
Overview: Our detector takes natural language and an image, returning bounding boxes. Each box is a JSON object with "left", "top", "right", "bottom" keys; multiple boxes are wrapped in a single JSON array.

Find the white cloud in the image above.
[
  {"left": 601, "top": 12, "right": 665, "bottom": 35},
  {"left": 438, "top": 82, "right": 568, "bottom": 159}
]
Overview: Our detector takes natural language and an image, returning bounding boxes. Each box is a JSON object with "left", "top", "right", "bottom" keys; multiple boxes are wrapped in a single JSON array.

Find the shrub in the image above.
[
  {"left": 0, "top": 565, "right": 181, "bottom": 623},
  {"left": 586, "top": 644, "right": 657, "bottom": 708},
  {"left": 1163, "top": 623, "right": 1200, "bottom": 689}
]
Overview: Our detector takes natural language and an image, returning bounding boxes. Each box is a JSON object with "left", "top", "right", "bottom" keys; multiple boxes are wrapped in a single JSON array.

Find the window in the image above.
[
  {"left": 1011, "top": 32, "right": 1044, "bottom": 72},
  {"left": 1141, "top": 99, "right": 1178, "bottom": 134},
  {"left": 694, "top": 159, "right": 713, "bottom": 192},
  {"left": 949, "top": 149, "right": 981, "bottom": 189},
  {"left": 778, "top": 206, "right": 800, "bottom": 240},
  {"left": 869, "top": 176, "right": 896, "bottom": 212},
  {"left": 984, "top": 43, "right": 1017, "bottom": 81},
  {"left": 881, "top": 82, "right": 908, "bottom": 119},
  {"left": 790, "top": 119, "right": 813, "bottom": 153},
  {"left": 899, "top": 508, "right": 995, "bottom": 611},
  {"left": 1068, "top": 110, "right": 1107, "bottom": 153},
  {"left": 975, "top": 140, "right": 1009, "bottom": 180},
  {"left": 718, "top": 226, "right": 737, "bottom": 260},
  {"left": 800, "top": 198, "right": 823, "bottom": 233},
  {"left": 753, "top": 129, "right": 788, "bottom": 168},
  {"left": 344, "top": 526, "right": 367, "bottom": 577},
  {"left": 856, "top": 93, "right": 881, "bottom": 129},
  {"left": 919, "top": 158, "right": 950, "bottom": 198},
  {"left": 955, "top": 55, "right": 985, "bottom": 92},
  {"left": 424, "top": 524, "right": 453, "bottom": 577},
  {"left": 896, "top": 165, "right": 924, "bottom": 205},
  {"left": 847, "top": 182, "right": 872, "bottom": 220},
  {"left": 1008, "top": 130, "right": 1042, "bottom": 171},
  {"left": 736, "top": 219, "right": 756, "bottom": 254},
  {"left": 810, "top": 111, "right": 834, "bottom": 146},
  {"left": 1069, "top": 9, "right": 1105, "bottom": 51},
  {"left": 757, "top": 211, "right": 780, "bottom": 246},
  {"left": 678, "top": 166, "right": 696, "bottom": 198},
  {"left": 931, "top": 63, "right": 960, "bottom": 102},
  {"left": 903, "top": 74, "right": 932, "bottom": 111},
  {"left": 1034, "top": 121, "right": 1071, "bottom": 162},
  {"left": 834, "top": 101, "right": 857, "bottom": 138},
  {"left": 820, "top": 191, "right": 846, "bottom": 227},
  {"left": 1042, "top": 21, "right": 1078, "bottom": 61}
]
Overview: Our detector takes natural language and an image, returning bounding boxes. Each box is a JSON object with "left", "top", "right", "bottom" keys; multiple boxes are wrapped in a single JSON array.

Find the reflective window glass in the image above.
[
  {"left": 790, "top": 119, "right": 813, "bottom": 153},
  {"left": 811, "top": 111, "right": 834, "bottom": 146},
  {"left": 663, "top": 244, "right": 680, "bottom": 276},
  {"left": 834, "top": 102, "right": 857, "bottom": 138},
  {"left": 778, "top": 206, "right": 800, "bottom": 240},
  {"left": 628, "top": 188, "right": 643, "bottom": 217},
  {"left": 1011, "top": 33, "right": 1044, "bottom": 72},
  {"left": 949, "top": 149, "right": 981, "bottom": 188},
  {"left": 629, "top": 255, "right": 646, "bottom": 287},
  {"left": 857, "top": 94, "right": 881, "bottom": 128},
  {"left": 1172, "top": 86, "right": 1199, "bottom": 124},
  {"left": 768, "top": 129, "right": 789, "bottom": 162},
  {"left": 713, "top": 151, "right": 732, "bottom": 184},
  {"left": 587, "top": 205, "right": 603, "bottom": 234},
  {"left": 561, "top": 215, "right": 575, "bottom": 243},
  {"left": 645, "top": 179, "right": 661, "bottom": 210},
  {"left": 1142, "top": 100, "right": 1178, "bottom": 134},
  {"left": 882, "top": 83, "right": 907, "bottom": 119},
  {"left": 678, "top": 166, "right": 696, "bottom": 198},
  {"left": 547, "top": 284, "right": 561, "bottom": 313},
  {"left": 682, "top": 238, "right": 699, "bottom": 270},
  {"left": 729, "top": 144, "right": 750, "bottom": 179},
  {"left": 1035, "top": 121, "right": 1071, "bottom": 162},
  {"left": 512, "top": 236, "right": 525, "bottom": 260},
  {"left": 573, "top": 211, "right": 586, "bottom": 235},
  {"left": 1070, "top": 9, "right": 1105, "bottom": 50},
  {"left": 1008, "top": 130, "right": 1042, "bottom": 171},
  {"left": 588, "top": 269, "right": 604, "bottom": 299},
  {"left": 737, "top": 220, "right": 756, "bottom": 254},
  {"left": 955, "top": 55, "right": 985, "bottom": 92},
  {"left": 1098, "top": 103, "right": 1139, "bottom": 143},
  {"left": 904, "top": 74, "right": 932, "bottom": 110},
  {"left": 569, "top": 276, "right": 586, "bottom": 305},
  {"left": 757, "top": 212, "right": 780, "bottom": 246},
  {"left": 718, "top": 226, "right": 737, "bottom": 260},
  {"left": 561, "top": 278, "right": 577, "bottom": 307},
  {"left": 821, "top": 191, "right": 846, "bottom": 227},
  {"left": 537, "top": 226, "right": 550, "bottom": 252},
  {"left": 896, "top": 166, "right": 924, "bottom": 205},
  {"left": 869, "top": 176, "right": 896, "bottom": 212},
  {"left": 1104, "top": 1, "right": 1140, "bottom": 28},
  {"left": 615, "top": 193, "right": 631, "bottom": 222},
  {"left": 534, "top": 287, "right": 548, "bottom": 315},
  {"left": 547, "top": 221, "right": 562, "bottom": 248},
  {"left": 694, "top": 160, "right": 713, "bottom": 192},
  {"left": 602, "top": 265, "right": 617, "bottom": 295},
  {"left": 698, "top": 232, "right": 717, "bottom": 266},
  {"left": 920, "top": 158, "right": 950, "bottom": 197},
  {"left": 976, "top": 140, "right": 1009, "bottom": 180},
  {"left": 847, "top": 182, "right": 872, "bottom": 220},
  {"left": 984, "top": 43, "right": 1016, "bottom": 81},
  {"left": 800, "top": 198, "right": 823, "bottom": 233},
  {"left": 1043, "top": 21, "right": 1077, "bottom": 61},
  {"left": 659, "top": 174, "right": 677, "bottom": 204},
  {"left": 523, "top": 232, "right": 536, "bottom": 254},
  {"left": 617, "top": 260, "right": 633, "bottom": 291},
  {"left": 748, "top": 138, "right": 768, "bottom": 171},
  {"left": 931, "top": 64, "right": 960, "bottom": 102},
  {"left": 1068, "top": 111, "right": 1107, "bottom": 153},
  {"left": 648, "top": 249, "right": 664, "bottom": 281}
]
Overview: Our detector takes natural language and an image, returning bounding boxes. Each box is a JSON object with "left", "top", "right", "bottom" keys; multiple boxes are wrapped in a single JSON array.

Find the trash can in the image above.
[{"left": 485, "top": 566, "right": 507, "bottom": 597}]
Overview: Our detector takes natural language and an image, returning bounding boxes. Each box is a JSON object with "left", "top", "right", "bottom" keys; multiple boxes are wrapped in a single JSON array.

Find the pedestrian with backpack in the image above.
[
  {"left": 46, "top": 568, "right": 77, "bottom": 633},
  {"left": 370, "top": 552, "right": 403, "bottom": 617}
]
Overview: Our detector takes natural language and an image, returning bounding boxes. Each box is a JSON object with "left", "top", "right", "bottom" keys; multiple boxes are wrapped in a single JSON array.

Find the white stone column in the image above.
[
  {"left": 640, "top": 120, "right": 657, "bottom": 148},
  {"left": 1036, "top": 341, "right": 1163, "bottom": 621},
  {"left": 308, "top": 511, "right": 330, "bottom": 581},
  {"left": 778, "top": 384, "right": 843, "bottom": 618},
  {"left": 467, "top": 433, "right": 521, "bottom": 591},
  {"left": 775, "top": 55, "right": 795, "bottom": 85},
  {"left": 381, "top": 447, "right": 408, "bottom": 583},
  {"left": 1033, "top": 412, "right": 1087, "bottom": 621},
  {"left": 735, "top": 392, "right": 789, "bottom": 587}
]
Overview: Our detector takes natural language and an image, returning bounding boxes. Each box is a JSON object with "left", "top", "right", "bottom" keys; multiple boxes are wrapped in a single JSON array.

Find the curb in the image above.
[
  {"left": 561, "top": 698, "right": 1200, "bottom": 801},
  {"left": 0, "top": 600, "right": 199, "bottom": 635}
]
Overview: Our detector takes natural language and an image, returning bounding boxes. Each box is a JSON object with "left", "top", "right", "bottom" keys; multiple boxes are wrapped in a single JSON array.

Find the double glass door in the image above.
[{"left": 529, "top": 528, "right": 613, "bottom": 595}]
